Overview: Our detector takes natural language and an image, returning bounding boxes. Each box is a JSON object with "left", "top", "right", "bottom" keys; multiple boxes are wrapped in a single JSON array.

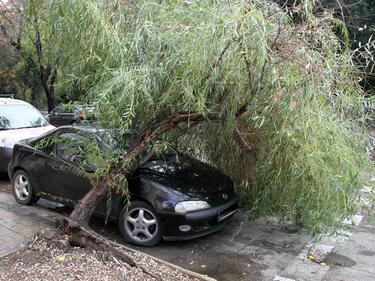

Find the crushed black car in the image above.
[{"left": 8, "top": 126, "right": 238, "bottom": 246}]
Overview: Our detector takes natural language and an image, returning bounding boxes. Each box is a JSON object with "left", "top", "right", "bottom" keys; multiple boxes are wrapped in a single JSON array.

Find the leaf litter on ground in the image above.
[{"left": 0, "top": 238, "right": 201, "bottom": 281}]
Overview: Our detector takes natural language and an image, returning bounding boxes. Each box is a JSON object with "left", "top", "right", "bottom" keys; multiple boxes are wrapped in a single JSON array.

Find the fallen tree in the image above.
[{"left": 22, "top": 0, "right": 374, "bottom": 254}]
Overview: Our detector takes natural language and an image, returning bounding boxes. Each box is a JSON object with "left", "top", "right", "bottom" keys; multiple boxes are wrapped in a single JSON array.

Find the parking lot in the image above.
[{"left": 1, "top": 176, "right": 375, "bottom": 281}]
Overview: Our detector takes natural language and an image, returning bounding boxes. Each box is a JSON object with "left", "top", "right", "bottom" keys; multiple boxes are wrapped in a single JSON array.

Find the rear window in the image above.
[
  {"left": 51, "top": 104, "right": 82, "bottom": 114},
  {"left": 0, "top": 105, "right": 48, "bottom": 130}
]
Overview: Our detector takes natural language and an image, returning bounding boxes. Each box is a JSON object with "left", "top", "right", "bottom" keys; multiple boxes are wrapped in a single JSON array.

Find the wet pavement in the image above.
[
  {"left": 1, "top": 176, "right": 375, "bottom": 281},
  {"left": 0, "top": 176, "right": 59, "bottom": 258}
]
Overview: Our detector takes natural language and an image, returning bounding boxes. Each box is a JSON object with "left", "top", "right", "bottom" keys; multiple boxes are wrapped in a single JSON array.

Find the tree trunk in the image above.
[
  {"left": 46, "top": 91, "right": 55, "bottom": 112},
  {"left": 31, "top": 87, "right": 37, "bottom": 105},
  {"left": 34, "top": 27, "right": 58, "bottom": 112},
  {"left": 69, "top": 179, "right": 108, "bottom": 226},
  {"left": 39, "top": 69, "right": 55, "bottom": 112},
  {"left": 41, "top": 66, "right": 57, "bottom": 112},
  {"left": 47, "top": 66, "right": 57, "bottom": 112}
]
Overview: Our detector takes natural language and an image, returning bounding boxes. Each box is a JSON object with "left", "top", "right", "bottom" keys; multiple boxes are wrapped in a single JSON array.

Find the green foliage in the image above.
[
  {"left": 29, "top": 0, "right": 374, "bottom": 234},
  {"left": 0, "top": 43, "right": 17, "bottom": 95},
  {"left": 0, "top": 41, "right": 45, "bottom": 106},
  {"left": 322, "top": 0, "right": 374, "bottom": 45},
  {"left": 322, "top": 0, "right": 375, "bottom": 94}
]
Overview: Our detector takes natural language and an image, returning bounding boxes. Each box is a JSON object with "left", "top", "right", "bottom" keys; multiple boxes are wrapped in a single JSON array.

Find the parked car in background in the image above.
[
  {"left": 8, "top": 126, "right": 238, "bottom": 246},
  {"left": 0, "top": 98, "right": 54, "bottom": 173},
  {"left": 46, "top": 104, "right": 96, "bottom": 126},
  {"left": 46, "top": 104, "right": 84, "bottom": 126}
]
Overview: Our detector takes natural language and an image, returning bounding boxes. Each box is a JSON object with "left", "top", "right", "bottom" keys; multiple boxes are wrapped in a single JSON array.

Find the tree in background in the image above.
[
  {"left": 0, "top": 42, "right": 17, "bottom": 95},
  {"left": 0, "top": 0, "right": 60, "bottom": 111},
  {"left": 0, "top": 0, "right": 21, "bottom": 97},
  {"left": 321, "top": 0, "right": 374, "bottom": 94}
]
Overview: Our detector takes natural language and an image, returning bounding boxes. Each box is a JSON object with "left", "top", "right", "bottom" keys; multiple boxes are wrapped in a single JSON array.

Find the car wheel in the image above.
[
  {"left": 12, "top": 170, "right": 39, "bottom": 205},
  {"left": 118, "top": 200, "right": 162, "bottom": 246}
]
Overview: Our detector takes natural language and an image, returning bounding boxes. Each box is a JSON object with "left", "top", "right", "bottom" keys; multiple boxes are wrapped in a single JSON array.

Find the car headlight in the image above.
[
  {"left": 174, "top": 201, "right": 210, "bottom": 214},
  {"left": 0, "top": 137, "right": 15, "bottom": 148}
]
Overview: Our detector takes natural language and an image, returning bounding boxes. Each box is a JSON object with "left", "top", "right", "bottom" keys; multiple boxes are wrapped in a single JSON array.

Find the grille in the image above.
[{"left": 217, "top": 203, "right": 238, "bottom": 222}]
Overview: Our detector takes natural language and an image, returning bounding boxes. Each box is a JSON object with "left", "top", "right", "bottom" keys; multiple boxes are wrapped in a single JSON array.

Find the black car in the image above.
[
  {"left": 47, "top": 104, "right": 90, "bottom": 126},
  {"left": 8, "top": 126, "right": 238, "bottom": 246}
]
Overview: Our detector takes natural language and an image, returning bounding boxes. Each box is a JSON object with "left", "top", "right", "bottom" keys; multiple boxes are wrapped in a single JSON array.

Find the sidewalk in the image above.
[
  {"left": 323, "top": 216, "right": 375, "bottom": 281},
  {"left": 0, "top": 191, "right": 59, "bottom": 258}
]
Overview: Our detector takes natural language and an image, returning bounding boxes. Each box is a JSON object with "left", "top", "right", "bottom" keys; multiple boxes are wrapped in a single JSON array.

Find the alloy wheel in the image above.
[
  {"left": 14, "top": 174, "right": 30, "bottom": 201},
  {"left": 124, "top": 208, "right": 159, "bottom": 243}
]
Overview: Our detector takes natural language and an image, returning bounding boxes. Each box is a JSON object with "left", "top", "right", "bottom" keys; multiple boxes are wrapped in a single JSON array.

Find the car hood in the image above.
[
  {"left": 139, "top": 154, "right": 236, "bottom": 206},
  {"left": 0, "top": 125, "right": 55, "bottom": 148}
]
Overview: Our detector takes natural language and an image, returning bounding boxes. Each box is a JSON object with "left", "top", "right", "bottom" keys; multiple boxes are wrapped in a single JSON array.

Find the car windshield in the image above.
[
  {"left": 0, "top": 105, "right": 48, "bottom": 130},
  {"left": 142, "top": 152, "right": 192, "bottom": 175}
]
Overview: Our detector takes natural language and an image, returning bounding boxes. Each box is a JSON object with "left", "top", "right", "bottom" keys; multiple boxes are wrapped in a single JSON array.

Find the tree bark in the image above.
[
  {"left": 39, "top": 65, "right": 57, "bottom": 112},
  {"left": 35, "top": 26, "right": 57, "bottom": 112},
  {"left": 69, "top": 179, "right": 108, "bottom": 226},
  {"left": 46, "top": 92, "right": 55, "bottom": 112},
  {"left": 31, "top": 87, "right": 37, "bottom": 104},
  {"left": 47, "top": 66, "right": 57, "bottom": 111}
]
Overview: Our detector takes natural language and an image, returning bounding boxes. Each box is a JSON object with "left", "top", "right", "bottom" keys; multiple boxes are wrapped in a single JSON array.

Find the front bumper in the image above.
[
  {"left": 159, "top": 198, "right": 238, "bottom": 241},
  {"left": 0, "top": 146, "right": 12, "bottom": 173}
]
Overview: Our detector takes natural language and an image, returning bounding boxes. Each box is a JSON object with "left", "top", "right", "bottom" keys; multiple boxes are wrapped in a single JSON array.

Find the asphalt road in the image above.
[{"left": 2, "top": 175, "right": 374, "bottom": 281}]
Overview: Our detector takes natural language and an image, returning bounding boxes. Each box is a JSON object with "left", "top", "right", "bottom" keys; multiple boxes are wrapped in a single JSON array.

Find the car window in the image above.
[
  {"left": 95, "top": 130, "right": 131, "bottom": 156},
  {"left": 0, "top": 105, "right": 48, "bottom": 130},
  {"left": 50, "top": 106, "right": 64, "bottom": 114},
  {"left": 34, "top": 138, "right": 54, "bottom": 155},
  {"left": 55, "top": 133, "right": 86, "bottom": 164}
]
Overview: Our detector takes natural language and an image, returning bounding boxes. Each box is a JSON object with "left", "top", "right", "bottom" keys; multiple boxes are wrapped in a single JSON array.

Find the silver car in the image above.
[{"left": 0, "top": 98, "right": 54, "bottom": 173}]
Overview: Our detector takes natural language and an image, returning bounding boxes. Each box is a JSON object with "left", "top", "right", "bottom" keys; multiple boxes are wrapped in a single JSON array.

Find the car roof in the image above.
[
  {"left": 0, "top": 98, "right": 31, "bottom": 106},
  {"left": 50, "top": 126, "right": 134, "bottom": 137},
  {"left": 57, "top": 125, "right": 101, "bottom": 134}
]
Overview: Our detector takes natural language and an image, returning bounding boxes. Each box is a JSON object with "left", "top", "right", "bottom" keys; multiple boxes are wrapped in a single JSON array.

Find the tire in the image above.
[
  {"left": 12, "top": 170, "right": 39, "bottom": 205},
  {"left": 118, "top": 200, "right": 162, "bottom": 247}
]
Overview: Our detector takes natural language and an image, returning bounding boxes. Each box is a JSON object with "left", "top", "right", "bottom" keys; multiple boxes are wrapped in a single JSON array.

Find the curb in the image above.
[{"left": 115, "top": 242, "right": 217, "bottom": 281}]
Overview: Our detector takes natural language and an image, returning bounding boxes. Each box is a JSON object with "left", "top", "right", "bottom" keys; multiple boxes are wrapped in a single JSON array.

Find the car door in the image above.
[
  {"left": 47, "top": 132, "right": 92, "bottom": 204},
  {"left": 60, "top": 111, "right": 75, "bottom": 125},
  {"left": 26, "top": 137, "right": 57, "bottom": 196}
]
